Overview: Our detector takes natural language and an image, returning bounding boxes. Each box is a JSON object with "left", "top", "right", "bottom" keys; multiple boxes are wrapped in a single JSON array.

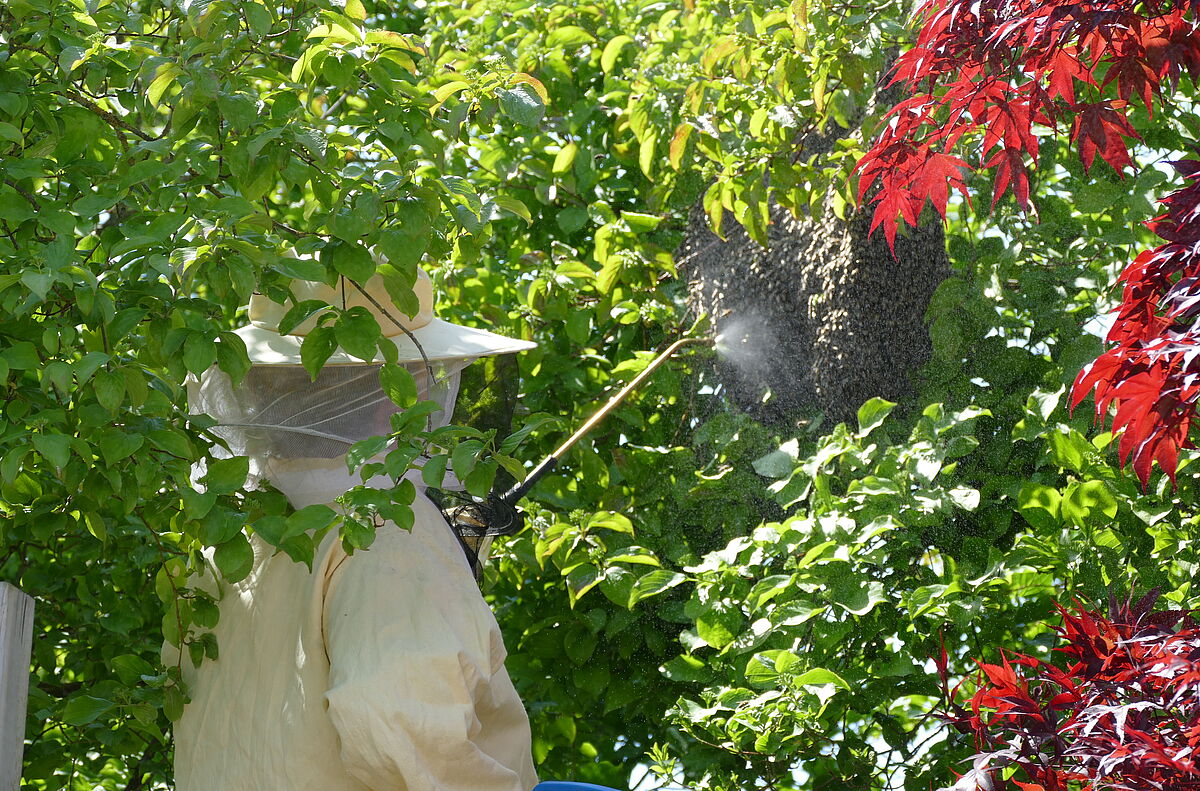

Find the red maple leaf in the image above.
[
  {"left": 938, "top": 593, "right": 1200, "bottom": 790},
  {"left": 854, "top": 0, "right": 1200, "bottom": 484}
]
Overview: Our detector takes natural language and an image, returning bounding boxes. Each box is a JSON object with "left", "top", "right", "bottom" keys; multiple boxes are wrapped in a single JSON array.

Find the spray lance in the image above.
[{"left": 440, "top": 335, "right": 712, "bottom": 573}]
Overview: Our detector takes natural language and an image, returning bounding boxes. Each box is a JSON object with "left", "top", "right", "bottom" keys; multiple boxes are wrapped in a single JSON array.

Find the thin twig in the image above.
[
  {"left": 273, "top": 219, "right": 307, "bottom": 236},
  {"left": 59, "top": 88, "right": 151, "bottom": 141},
  {"left": 3, "top": 178, "right": 40, "bottom": 209},
  {"left": 123, "top": 739, "right": 160, "bottom": 791},
  {"left": 259, "top": 197, "right": 308, "bottom": 237},
  {"left": 348, "top": 279, "right": 435, "bottom": 383}
]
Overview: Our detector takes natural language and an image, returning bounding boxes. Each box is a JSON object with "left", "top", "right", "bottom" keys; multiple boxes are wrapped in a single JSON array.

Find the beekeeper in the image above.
[{"left": 172, "top": 263, "right": 540, "bottom": 791}]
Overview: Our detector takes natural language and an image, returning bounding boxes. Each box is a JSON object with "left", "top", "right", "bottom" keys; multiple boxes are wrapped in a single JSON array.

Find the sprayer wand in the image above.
[
  {"left": 499, "top": 336, "right": 709, "bottom": 506},
  {"left": 441, "top": 336, "right": 710, "bottom": 551}
]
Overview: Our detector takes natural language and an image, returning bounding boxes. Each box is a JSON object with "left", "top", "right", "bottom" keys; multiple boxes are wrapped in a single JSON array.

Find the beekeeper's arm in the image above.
[{"left": 321, "top": 493, "right": 536, "bottom": 791}]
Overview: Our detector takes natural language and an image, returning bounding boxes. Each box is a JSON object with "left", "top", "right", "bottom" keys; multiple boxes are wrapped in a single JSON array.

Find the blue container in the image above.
[{"left": 533, "top": 783, "right": 621, "bottom": 791}]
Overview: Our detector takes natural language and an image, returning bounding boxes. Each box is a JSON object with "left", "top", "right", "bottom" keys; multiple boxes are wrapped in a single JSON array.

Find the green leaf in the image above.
[
  {"left": 948, "top": 486, "right": 981, "bottom": 511},
  {"left": 252, "top": 516, "right": 290, "bottom": 547},
  {"left": 213, "top": 338, "right": 250, "bottom": 390},
  {"left": 346, "top": 435, "right": 389, "bottom": 471},
  {"left": 587, "top": 511, "right": 634, "bottom": 534},
  {"left": 606, "top": 547, "right": 661, "bottom": 566},
  {"left": 696, "top": 601, "right": 742, "bottom": 650},
  {"left": 746, "top": 650, "right": 800, "bottom": 685},
  {"left": 451, "top": 439, "right": 484, "bottom": 482},
  {"left": 463, "top": 459, "right": 497, "bottom": 498},
  {"left": 192, "top": 597, "right": 219, "bottom": 629},
  {"left": 279, "top": 533, "right": 316, "bottom": 569},
  {"left": 330, "top": 208, "right": 370, "bottom": 242},
  {"left": 183, "top": 333, "right": 217, "bottom": 375},
  {"left": 1048, "top": 428, "right": 1093, "bottom": 472},
  {"left": 856, "top": 397, "right": 897, "bottom": 436},
  {"left": 278, "top": 299, "right": 330, "bottom": 336},
  {"left": 334, "top": 307, "right": 382, "bottom": 362},
  {"left": 214, "top": 533, "right": 254, "bottom": 583},
  {"left": 294, "top": 127, "right": 328, "bottom": 159},
  {"left": 245, "top": 2, "right": 272, "bottom": 36},
  {"left": 752, "top": 440, "right": 799, "bottom": 479},
  {"left": 431, "top": 80, "right": 471, "bottom": 105},
  {"left": 1, "top": 447, "right": 28, "bottom": 485},
  {"left": 22, "top": 271, "right": 53, "bottom": 301},
  {"left": 181, "top": 488, "right": 216, "bottom": 520},
  {"left": 95, "top": 429, "right": 144, "bottom": 467},
  {"left": 557, "top": 207, "right": 588, "bottom": 233},
  {"left": 599, "top": 565, "right": 637, "bottom": 608},
  {"left": 669, "top": 124, "right": 692, "bottom": 170},
  {"left": 390, "top": 400, "right": 441, "bottom": 434},
  {"left": 546, "top": 26, "right": 595, "bottom": 48},
  {"left": 33, "top": 353, "right": 70, "bottom": 392},
  {"left": 202, "top": 456, "right": 249, "bottom": 495},
  {"left": 148, "top": 63, "right": 183, "bottom": 107},
  {"left": 497, "top": 84, "right": 545, "bottom": 127},
  {"left": 638, "top": 133, "right": 656, "bottom": 178},
  {"left": 73, "top": 352, "right": 109, "bottom": 385},
  {"left": 288, "top": 504, "right": 338, "bottom": 536},
  {"left": 107, "top": 308, "right": 146, "bottom": 344},
  {"left": 629, "top": 570, "right": 686, "bottom": 604},
  {"left": 596, "top": 255, "right": 624, "bottom": 294},
  {"left": 832, "top": 579, "right": 887, "bottom": 616},
  {"left": 421, "top": 454, "right": 449, "bottom": 488},
  {"left": 62, "top": 695, "right": 115, "bottom": 726},
  {"left": 0, "top": 121, "right": 24, "bottom": 146},
  {"left": 601, "top": 35, "right": 634, "bottom": 72},
  {"left": 553, "top": 143, "right": 578, "bottom": 175},
  {"left": 291, "top": 43, "right": 329, "bottom": 82},
  {"left": 111, "top": 654, "right": 155, "bottom": 685},
  {"left": 661, "top": 655, "right": 709, "bottom": 683},
  {"left": 493, "top": 453, "right": 526, "bottom": 483},
  {"left": 379, "top": 206, "right": 430, "bottom": 277},
  {"left": 566, "top": 564, "right": 601, "bottom": 605},
  {"left": 2, "top": 341, "right": 39, "bottom": 370},
  {"left": 622, "top": 212, "right": 662, "bottom": 233},
  {"left": 197, "top": 506, "right": 244, "bottom": 546},
  {"left": 32, "top": 434, "right": 71, "bottom": 470},
  {"left": 793, "top": 668, "right": 851, "bottom": 691},
  {"left": 93, "top": 371, "right": 125, "bottom": 412},
  {"left": 258, "top": 505, "right": 336, "bottom": 549},
  {"left": 300, "top": 326, "right": 338, "bottom": 380},
  {"left": 380, "top": 364, "right": 418, "bottom": 407},
  {"left": 1062, "top": 479, "right": 1119, "bottom": 526},
  {"left": 494, "top": 196, "right": 532, "bottom": 224},
  {"left": 322, "top": 241, "right": 375, "bottom": 283},
  {"left": 164, "top": 685, "right": 186, "bottom": 722},
  {"left": 84, "top": 512, "right": 107, "bottom": 542},
  {"left": 272, "top": 256, "right": 327, "bottom": 282}
]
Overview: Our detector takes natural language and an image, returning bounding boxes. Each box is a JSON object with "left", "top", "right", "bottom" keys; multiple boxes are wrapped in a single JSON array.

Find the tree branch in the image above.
[
  {"left": 3, "top": 178, "right": 41, "bottom": 209},
  {"left": 124, "top": 739, "right": 160, "bottom": 791},
  {"left": 58, "top": 89, "right": 152, "bottom": 142}
]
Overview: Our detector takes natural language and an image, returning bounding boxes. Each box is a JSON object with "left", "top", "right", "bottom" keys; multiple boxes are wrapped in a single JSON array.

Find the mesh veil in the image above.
[{"left": 189, "top": 361, "right": 469, "bottom": 466}]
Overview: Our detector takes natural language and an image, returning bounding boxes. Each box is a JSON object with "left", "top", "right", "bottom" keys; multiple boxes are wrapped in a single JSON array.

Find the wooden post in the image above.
[{"left": 0, "top": 583, "right": 33, "bottom": 791}]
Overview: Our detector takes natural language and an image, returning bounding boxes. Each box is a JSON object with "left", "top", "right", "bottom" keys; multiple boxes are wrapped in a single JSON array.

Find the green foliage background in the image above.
[{"left": 1, "top": 0, "right": 1197, "bottom": 789}]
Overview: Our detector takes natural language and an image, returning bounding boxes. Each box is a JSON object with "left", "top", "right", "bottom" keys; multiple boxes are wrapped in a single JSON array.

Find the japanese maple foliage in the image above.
[
  {"left": 1071, "top": 160, "right": 1200, "bottom": 483},
  {"left": 855, "top": 0, "right": 1200, "bottom": 483},
  {"left": 936, "top": 590, "right": 1200, "bottom": 790}
]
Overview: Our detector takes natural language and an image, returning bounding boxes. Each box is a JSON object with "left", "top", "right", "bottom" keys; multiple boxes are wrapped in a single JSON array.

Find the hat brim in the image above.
[{"left": 234, "top": 318, "right": 537, "bottom": 365}]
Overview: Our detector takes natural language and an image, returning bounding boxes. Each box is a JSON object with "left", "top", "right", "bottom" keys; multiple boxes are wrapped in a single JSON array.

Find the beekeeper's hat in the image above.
[{"left": 235, "top": 262, "right": 535, "bottom": 365}]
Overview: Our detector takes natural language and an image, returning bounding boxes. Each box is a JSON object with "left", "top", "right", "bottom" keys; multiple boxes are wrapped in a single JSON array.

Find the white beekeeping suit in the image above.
[{"left": 172, "top": 265, "right": 539, "bottom": 791}]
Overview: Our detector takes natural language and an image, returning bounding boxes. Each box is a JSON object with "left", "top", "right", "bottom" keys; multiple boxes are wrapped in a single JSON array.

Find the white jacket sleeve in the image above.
[{"left": 322, "top": 494, "right": 538, "bottom": 791}]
